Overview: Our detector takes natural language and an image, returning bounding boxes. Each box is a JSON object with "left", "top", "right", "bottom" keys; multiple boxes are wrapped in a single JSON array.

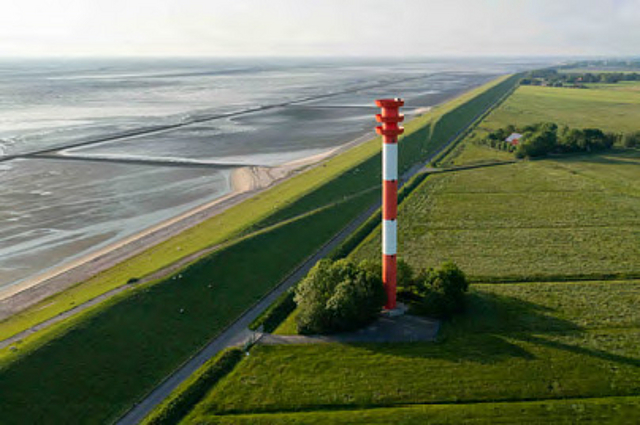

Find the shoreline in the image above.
[{"left": 0, "top": 134, "right": 372, "bottom": 319}]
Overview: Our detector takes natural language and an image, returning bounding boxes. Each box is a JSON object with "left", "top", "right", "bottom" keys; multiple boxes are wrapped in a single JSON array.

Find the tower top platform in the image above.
[{"left": 375, "top": 98, "right": 404, "bottom": 108}]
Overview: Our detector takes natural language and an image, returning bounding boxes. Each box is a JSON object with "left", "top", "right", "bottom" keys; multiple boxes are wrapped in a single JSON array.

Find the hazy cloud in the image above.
[{"left": 0, "top": 0, "right": 638, "bottom": 57}]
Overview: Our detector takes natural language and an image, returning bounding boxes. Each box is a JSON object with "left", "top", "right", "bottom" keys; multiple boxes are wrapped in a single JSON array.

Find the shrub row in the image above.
[
  {"left": 623, "top": 131, "right": 640, "bottom": 148},
  {"left": 480, "top": 123, "right": 620, "bottom": 158},
  {"left": 522, "top": 68, "right": 640, "bottom": 87},
  {"left": 142, "top": 348, "right": 244, "bottom": 425},
  {"left": 475, "top": 138, "right": 517, "bottom": 153}
]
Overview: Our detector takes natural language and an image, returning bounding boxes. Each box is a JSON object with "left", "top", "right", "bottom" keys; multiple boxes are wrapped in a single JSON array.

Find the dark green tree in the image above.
[{"left": 294, "top": 259, "right": 385, "bottom": 335}]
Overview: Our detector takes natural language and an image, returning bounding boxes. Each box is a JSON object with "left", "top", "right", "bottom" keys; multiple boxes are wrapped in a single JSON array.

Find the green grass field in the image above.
[
  {"left": 179, "top": 78, "right": 640, "bottom": 425},
  {"left": 355, "top": 82, "right": 640, "bottom": 281},
  {"left": 0, "top": 75, "right": 521, "bottom": 424},
  {"left": 186, "top": 279, "right": 640, "bottom": 421},
  {"left": 483, "top": 83, "right": 640, "bottom": 133},
  {"left": 353, "top": 150, "right": 640, "bottom": 281}
]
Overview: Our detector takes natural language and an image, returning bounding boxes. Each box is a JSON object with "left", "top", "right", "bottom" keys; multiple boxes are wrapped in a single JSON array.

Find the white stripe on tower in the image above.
[
  {"left": 382, "top": 143, "right": 398, "bottom": 181},
  {"left": 382, "top": 219, "right": 397, "bottom": 255}
]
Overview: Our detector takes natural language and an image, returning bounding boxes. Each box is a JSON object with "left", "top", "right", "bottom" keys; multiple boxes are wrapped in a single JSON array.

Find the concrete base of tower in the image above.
[{"left": 381, "top": 302, "right": 408, "bottom": 317}]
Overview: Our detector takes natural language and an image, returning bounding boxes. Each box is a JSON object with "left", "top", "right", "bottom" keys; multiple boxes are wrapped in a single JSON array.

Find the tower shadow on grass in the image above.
[
  {"left": 449, "top": 291, "right": 581, "bottom": 335},
  {"left": 354, "top": 289, "right": 640, "bottom": 369},
  {"left": 351, "top": 290, "right": 583, "bottom": 365}
]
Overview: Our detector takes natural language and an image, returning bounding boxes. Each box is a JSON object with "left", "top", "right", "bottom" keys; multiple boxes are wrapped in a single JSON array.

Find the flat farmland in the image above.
[
  {"left": 353, "top": 150, "right": 640, "bottom": 281},
  {"left": 167, "top": 80, "right": 640, "bottom": 424},
  {"left": 444, "top": 82, "right": 640, "bottom": 167},
  {"left": 481, "top": 84, "right": 640, "bottom": 133}
]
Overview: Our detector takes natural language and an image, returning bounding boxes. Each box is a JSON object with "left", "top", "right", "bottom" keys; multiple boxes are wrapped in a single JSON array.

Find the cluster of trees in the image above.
[
  {"left": 294, "top": 259, "right": 385, "bottom": 335},
  {"left": 515, "top": 124, "right": 619, "bottom": 158},
  {"left": 520, "top": 69, "right": 640, "bottom": 88},
  {"left": 294, "top": 258, "right": 469, "bottom": 335},
  {"left": 478, "top": 123, "right": 620, "bottom": 158}
]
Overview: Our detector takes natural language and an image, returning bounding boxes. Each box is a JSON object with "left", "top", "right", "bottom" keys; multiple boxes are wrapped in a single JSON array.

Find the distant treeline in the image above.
[
  {"left": 477, "top": 123, "right": 639, "bottom": 158},
  {"left": 521, "top": 69, "right": 640, "bottom": 88},
  {"left": 558, "top": 60, "right": 640, "bottom": 71}
]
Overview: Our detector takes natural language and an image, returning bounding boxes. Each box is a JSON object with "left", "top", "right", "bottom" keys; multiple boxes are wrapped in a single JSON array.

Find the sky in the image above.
[{"left": 1, "top": 0, "right": 638, "bottom": 58}]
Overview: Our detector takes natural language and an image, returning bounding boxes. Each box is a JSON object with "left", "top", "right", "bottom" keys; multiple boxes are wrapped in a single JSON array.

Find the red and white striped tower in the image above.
[{"left": 375, "top": 98, "right": 404, "bottom": 310}]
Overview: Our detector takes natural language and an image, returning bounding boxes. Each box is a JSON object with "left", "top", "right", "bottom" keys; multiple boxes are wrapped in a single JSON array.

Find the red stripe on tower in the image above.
[{"left": 375, "top": 98, "right": 404, "bottom": 310}]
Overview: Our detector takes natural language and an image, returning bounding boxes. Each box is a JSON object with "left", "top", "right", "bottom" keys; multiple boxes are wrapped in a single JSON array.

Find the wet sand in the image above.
[{"left": 0, "top": 139, "right": 361, "bottom": 320}]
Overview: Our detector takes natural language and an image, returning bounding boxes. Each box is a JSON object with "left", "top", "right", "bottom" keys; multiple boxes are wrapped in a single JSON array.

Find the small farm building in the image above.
[{"left": 505, "top": 132, "right": 523, "bottom": 145}]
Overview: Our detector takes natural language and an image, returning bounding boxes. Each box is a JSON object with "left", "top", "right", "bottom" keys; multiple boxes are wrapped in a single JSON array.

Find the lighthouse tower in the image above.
[{"left": 375, "top": 98, "right": 404, "bottom": 310}]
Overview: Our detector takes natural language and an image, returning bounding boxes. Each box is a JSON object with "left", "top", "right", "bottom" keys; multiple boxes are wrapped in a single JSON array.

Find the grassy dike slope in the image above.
[
  {"left": 0, "top": 75, "right": 515, "bottom": 344},
  {"left": 0, "top": 75, "right": 520, "bottom": 424}
]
